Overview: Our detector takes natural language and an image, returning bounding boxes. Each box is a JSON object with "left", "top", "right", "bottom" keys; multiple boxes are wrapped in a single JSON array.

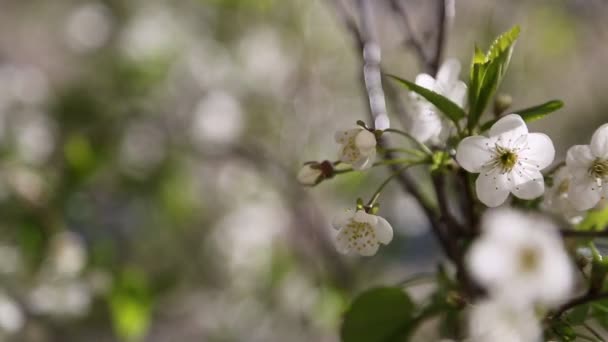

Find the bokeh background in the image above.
[{"left": 0, "top": 0, "right": 607, "bottom": 341}]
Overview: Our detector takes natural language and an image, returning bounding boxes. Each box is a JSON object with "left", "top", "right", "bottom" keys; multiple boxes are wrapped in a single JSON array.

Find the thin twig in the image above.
[
  {"left": 561, "top": 229, "right": 608, "bottom": 238},
  {"left": 389, "top": 0, "right": 431, "bottom": 73},
  {"left": 430, "top": 0, "right": 447, "bottom": 74}
]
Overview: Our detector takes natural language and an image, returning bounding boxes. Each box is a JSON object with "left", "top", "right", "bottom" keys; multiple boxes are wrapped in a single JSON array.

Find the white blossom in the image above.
[
  {"left": 297, "top": 164, "right": 322, "bottom": 186},
  {"left": 456, "top": 114, "right": 555, "bottom": 207},
  {"left": 335, "top": 128, "right": 376, "bottom": 170},
  {"left": 542, "top": 166, "right": 582, "bottom": 223},
  {"left": 405, "top": 58, "right": 467, "bottom": 145},
  {"left": 565, "top": 123, "right": 608, "bottom": 211},
  {"left": 467, "top": 208, "right": 574, "bottom": 308},
  {"left": 468, "top": 298, "right": 542, "bottom": 342},
  {"left": 332, "top": 210, "right": 393, "bottom": 256}
]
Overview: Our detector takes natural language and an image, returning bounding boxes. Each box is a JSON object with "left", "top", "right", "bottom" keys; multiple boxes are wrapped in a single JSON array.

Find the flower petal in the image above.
[
  {"left": 489, "top": 114, "right": 528, "bottom": 142},
  {"left": 352, "top": 155, "right": 373, "bottom": 170},
  {"left": 334, "top": 228, "right": 352, "bottom": 254},
  {"left": 353, "top": 210, "right": 378, "bottom": 225},
  {"left": 357, "top": 241, "right": 380, "bottom": 256},
  {"left": 332, "top": 210, "right": 353, "bottom": 230},
  {"left": 436, "top": 58, "right": 461, "bottom": 88},
  {"left": 354, "top": 129, "right": 376, "bottom": 151},
  {"left": 590, "top": 123, "right": 608, "bottom": 158},
  {"left": 374, "top": 217, "right": 394, "bottom": 245},
  {"left": 520, "top": 133, "right": 555, "bottom": 170},
  {"left": 334, "top": 129, "right": 359, "bottom": 144},
  {"left": 476, "top": 170, "right": 511, "bottom": 207},
  {"left": 510, "top": 168, "right": 545, "bottom": 200},
  {"left": 566, "top": 145, "right": 594, "bottom": 180},
  {"left": 456, "top": 136, "right": 493, "bottom": 173},
  {"left": 568, "top": 177, "right": 603, "bottom": 211},
  {"left": 406, "top": 105, "right": 442, "bottom": 143},
  {"left": 447, "top": 81, "right": 467, "bottom": 109},
  {"left": 415, "top": 73, "right": 435, "bottom": 89}
]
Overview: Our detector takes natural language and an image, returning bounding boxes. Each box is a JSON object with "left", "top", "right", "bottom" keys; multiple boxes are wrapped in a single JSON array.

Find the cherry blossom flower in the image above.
[
  {"left": 405, "top": 58, "right": 467, "bottom": 145},
  {"left": 468, "top": 298, "right": 542, "bottom": 342},
  {"left": 467, "top": 208, "right": 574, "bottom": 308},
  {"left": 331, "top": 210, "right": 393, "bottom": 256},
  {"left": 565, "top": 123, "right": 608, "bottom": 211},
  {"left": 335, "top": 128, "right": 376, "bottom": 170},
  {"left": 456, "top": 114, "right": 555, "bottom": 207}
]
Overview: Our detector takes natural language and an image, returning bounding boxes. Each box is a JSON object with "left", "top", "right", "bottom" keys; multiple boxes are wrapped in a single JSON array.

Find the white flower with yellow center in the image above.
[
  {"left": 456, "top": 114, "right": 555, "bottom": 207},
  {"left": 335, "top": 128, "right": 376, "bottom": 170},
  {"left": 467, "top": 209, "right": 575, "bottom": 308},
  {"left": 565, "top": 123, "right": 608, "bottom": 211},
  {"left": 406, "top": 58, "right": 467, "bottom": 145},
  {"left": 468, "top": 298, "right": 542, "bottom": 342},
  {"left": 332, "top": 210, "right": 393, "bottom": 256}
]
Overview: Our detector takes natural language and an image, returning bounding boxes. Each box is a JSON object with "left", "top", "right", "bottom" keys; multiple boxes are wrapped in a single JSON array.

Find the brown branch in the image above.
[
  {"left": 561, "top": 229, "right": 608, "bottom": 238},
  {"left": 553, "top": 292, "right": 608, "bottom": 319},
  {"left": 429, "top": 0, "right": 448, "bottom": 75}
]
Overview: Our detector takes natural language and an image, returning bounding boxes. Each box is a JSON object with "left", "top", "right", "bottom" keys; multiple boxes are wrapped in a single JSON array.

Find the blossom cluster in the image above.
[{"left": 300, "top": 43, "right": 608, "bottom": 339}]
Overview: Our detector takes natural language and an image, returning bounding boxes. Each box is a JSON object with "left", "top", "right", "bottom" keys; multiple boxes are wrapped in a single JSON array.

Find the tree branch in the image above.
[{"left": 553, "top": 292, "right": 608, "bottom": 319}]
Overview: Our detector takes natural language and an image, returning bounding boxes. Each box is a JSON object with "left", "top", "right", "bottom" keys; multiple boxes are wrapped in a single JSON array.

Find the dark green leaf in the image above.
[
  {"left": 565, "top": 304, "right": 590, "bottom": 325},
  {"left": 480, "top": 100, "right": 564, "bottom": 131},
  {"left": 467, "top": 26, "right": 521, "bottom": 130},
  {"left": 387, "top": 75, "right": 466, "bottom": 123},
  {"left": 341, "top": 287, "right": 414, "bottom": 342}
]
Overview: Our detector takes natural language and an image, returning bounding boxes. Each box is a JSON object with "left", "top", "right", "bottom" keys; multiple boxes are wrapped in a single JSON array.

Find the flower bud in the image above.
[{"left": 297, "top": 164, "right": 323, "bottom": 186}]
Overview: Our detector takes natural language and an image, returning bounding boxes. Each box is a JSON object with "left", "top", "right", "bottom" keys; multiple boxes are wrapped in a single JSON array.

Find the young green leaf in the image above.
[
  {"left": 341, "top": 287, "right": 414, "bottom": 342},
  {"left": 480, "top": 100, "right": 564, "bottom": 131},
  {"left": 467, "top": 26, "right": 521, "bottom": 130},
  {"left": 387, "top": 74, "right": 466, "bottom": 123}
]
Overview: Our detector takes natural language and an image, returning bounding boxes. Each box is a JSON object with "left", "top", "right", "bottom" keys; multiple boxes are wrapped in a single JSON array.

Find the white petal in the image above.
[
  {"left": 489, "top": 114, "right": 528, "bottom": 141},
  {"left": 357, "top": 241, "right": 380, "bottom": 256},
  {"left": 407, "top": 106, "right": 442, "bottom": 143},
  {"left": 354, "top": 210, "right": 378, "bottom": 225},
  {"left": 447, "top": 81, "right": 467, "bottom": 108},
  {"left": 590, "top": 123, "right": 608, "bottom": 158},
  {"left": 374, "top": 217, "right": 393, "bottom": 245},
  {"left": 456, "top": 136, "right": 493, "bottom": 172},
  {"left": 332, "top": 210, "right": 353, "bottom": 230},
  {"left": 297, "top": 165, "right": 322, "bottom": 185},
  {"left": 436, "top": 58, "right": 461, "bottom": 88},
  {"left": 334, "top": 228, "right": 352, "bottom": 254},
  {"left": 568, "top": 178, "right": 603, "bottom": 211},
  {"left": 352, "top": 155, "right": 373, "bottom": 170},
  {"left": 510, "top": 168, "right": 545, "bottom": 200},
  {"left": 414, "top": 73, "right": 435, "bottom": 90},
  {"left": 334, "top": 129, "right": 359, "bottom": 144},
  {"left": 476, "top": 170, "right": 510, "bottom": 207},
  {"left": 566, "top": 145, "right": 594, "bottom": 180},
  {"left": 521, "top": 133, "right": 555, "bottom": 170},
  {"left": 355, "top": 129, "right": 376, "bottom": 151}
]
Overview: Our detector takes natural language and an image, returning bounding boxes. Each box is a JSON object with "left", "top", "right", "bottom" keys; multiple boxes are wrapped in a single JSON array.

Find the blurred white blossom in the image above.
[
  {"left": 192, "top": 91, "right": 244, "bottom": 146},
  {"left": 456, "top": 114, "right": 555, "bottom": 207},
  {"left": 332, "top": 210, "right": 393, "bottom": 256},
  {"left": 65, "top": 2, "right": 113, "bottom": 53},
  {"left": 46, "top": 231, "right": 87, "bottom": 278},
  {"left": 566, "top": 123, "right": 608, "bottom": 210},
  {"left": 14, "top": 112, "right": 56, "bottom": 166},
  {"left": 467, "top": 208, "right": 574, "bottom": 307},
  {"left": 406, "top": 58, "right": 467, "bottom": 145},
  {"left": 335, "top": 128, "right": 376, "bottom": 170},
  {"left": 468, "top": 298, "right": 542, "bottom": 342},
  {"left": 0, "top": 292, "right": 24, "bottom": 334}
]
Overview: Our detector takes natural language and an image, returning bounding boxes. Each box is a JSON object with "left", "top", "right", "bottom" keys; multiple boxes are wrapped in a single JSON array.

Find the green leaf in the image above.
[
  {"left": 110, "top": 269, "right": 152, "bottom": 342},
  {"left": 565, "top": 304, "right": 590, "bottom": 325},
  {"left": 387, "top": 75, "right": 466, "bottom": 123},
  {"left": 578, "top": 206, "right": 608, "bottom": 232},
  {"left": 467, "top": 26, "right": 521, "bottom": 130},
  {"left": 480, "top": 100, "right": 564, "bottom": 131},
  {"left": 341, "top": 287, "right": 414, "bottom": 342}
]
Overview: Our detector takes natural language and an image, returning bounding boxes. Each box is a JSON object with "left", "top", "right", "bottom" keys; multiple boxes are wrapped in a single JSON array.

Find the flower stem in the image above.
[
  {"left": 366, "top": 161, "right": 426, "bottom": 208},
  {"left": 383, "top": 128, "right": 433, "bottom": 156},
  {"left": 333, "top": 158, "right": 424, "bottom": 175},
  {"left": 379, "top": 147, "right": 427, "bottom": 158}
]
